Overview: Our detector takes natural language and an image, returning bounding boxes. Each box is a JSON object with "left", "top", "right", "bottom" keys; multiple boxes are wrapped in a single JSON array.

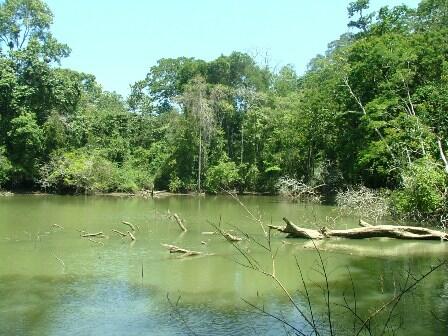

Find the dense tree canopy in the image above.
[{"left": 0, "top": 0, "right": 447, "bottom": 222}]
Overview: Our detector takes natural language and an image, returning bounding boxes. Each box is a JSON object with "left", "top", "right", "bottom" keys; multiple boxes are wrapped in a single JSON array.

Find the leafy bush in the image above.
[
  {"left": 39, "top": 150, "right": 127, "bottom": 193},
  {"left": 7, "top": 112, "right": 44, "bottom": 179},
  {"left": 205, "top": 159, "right": 240, "bottom": 193},
  {"left": 0, "top": 147, "right": 12, "bottom": 187},
  {"left": 239, "top": 163, "right": 260, "bottom": 191},
  {"left": 390, "top": 158, "right": 447, "bottom": 220},
  {"left": 168, "top": 173, "right": 183, "bottom": 192}
]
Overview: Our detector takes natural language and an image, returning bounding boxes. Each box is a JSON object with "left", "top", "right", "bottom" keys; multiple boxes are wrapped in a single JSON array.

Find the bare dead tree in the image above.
[
  {"left": 336, "top": 186, "right": 389, "bottom": 222},
  {"left": 277, "top": 177, "right": 323, "bottom": 203},
  {"left": 180, "top": 76, "right": 215, "bottom": 193}
]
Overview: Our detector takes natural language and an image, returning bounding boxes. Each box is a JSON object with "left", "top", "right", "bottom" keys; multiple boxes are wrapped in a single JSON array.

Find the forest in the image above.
[{"left": 0, "top": 0, "right": 447, "bottom": 223}]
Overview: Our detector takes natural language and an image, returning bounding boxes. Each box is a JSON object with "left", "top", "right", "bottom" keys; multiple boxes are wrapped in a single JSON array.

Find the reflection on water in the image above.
[
  {"left": 0, "top": 195, "right": 447, "bottom": 335},
  {"left": 0, "top": 274, "right": 302, "bottom": 336}
]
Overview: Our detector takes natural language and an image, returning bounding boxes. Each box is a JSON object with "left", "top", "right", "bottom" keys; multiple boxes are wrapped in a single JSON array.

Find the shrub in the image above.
[
  {"left": 168, "top": 173, "right": 183, "bottom": 192},
  {"left": 239, "top": 163, "right": 260, "bottom": 191},
  {"left": 205, "top": 159, "right": 240, "bottom": 193},
  {"left": 390, "top": 157, "right": 447, "bottom": 220},
  {"left": 0, "top": 147, "right": 12, "bottom": 187},
  {"left": 39, "top": 150, "right": 122, "bottom": 193}
]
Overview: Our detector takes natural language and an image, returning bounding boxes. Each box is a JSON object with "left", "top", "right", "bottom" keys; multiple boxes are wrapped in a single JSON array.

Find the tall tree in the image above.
[
  {"left": 348, "top": 0, "right": 374, "bottom": 32},
  {"left": 180, "top": 76, "right": 214, "bottom": 192}
]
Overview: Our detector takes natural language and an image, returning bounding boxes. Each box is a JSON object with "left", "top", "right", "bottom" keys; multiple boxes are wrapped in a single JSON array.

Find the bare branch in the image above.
[{"left": 437, "top": 138, "right": 448, "bottom": 174}]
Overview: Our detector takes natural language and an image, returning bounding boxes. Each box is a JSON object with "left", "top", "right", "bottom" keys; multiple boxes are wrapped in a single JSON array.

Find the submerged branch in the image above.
[{"left": 161, "top": 244, "right": 202, "bottom": 257}]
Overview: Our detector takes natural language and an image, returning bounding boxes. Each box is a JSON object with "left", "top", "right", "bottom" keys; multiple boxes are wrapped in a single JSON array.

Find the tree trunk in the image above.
[
  {"left": 240, "top": 125, "right": 244, "bottom": 165},
  {"left": 438, "top": 138, "right": 448, "bottom": 174},
  {"left": 198, "top": 127, "right": 202, "bottom": 193}
]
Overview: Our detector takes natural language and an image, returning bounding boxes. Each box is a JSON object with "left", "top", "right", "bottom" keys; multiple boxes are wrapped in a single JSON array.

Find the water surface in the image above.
[{"left": 0, "top": 195, "right": 447, "bottom": 335}]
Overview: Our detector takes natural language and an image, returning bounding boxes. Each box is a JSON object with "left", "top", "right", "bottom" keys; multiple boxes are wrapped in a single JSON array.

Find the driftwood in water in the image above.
[
  {"left": 81, "top": 232, "right": 106, "bottom": 238},
  {"left": 161, "top": 243, "right": 201, "bottom": 257},
  {"left": 223, "top": 231, "right": 243, "bottom": 242},
  {"left": 172, "top": 213, "right": 187, "bottom": 232},
  {"left": 269, "top": 218, "right": 448, "bottom": 241},
  {"left": 122, "top": 221, "right": 136, "bottom": 232}
]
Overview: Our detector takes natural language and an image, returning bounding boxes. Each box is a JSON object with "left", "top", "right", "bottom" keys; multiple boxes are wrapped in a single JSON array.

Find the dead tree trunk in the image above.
[{"left": 269, "top": 218, "right": 448, "bottom": 241}]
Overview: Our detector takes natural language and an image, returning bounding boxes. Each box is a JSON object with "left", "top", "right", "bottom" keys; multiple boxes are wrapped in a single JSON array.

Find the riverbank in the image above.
[{"left": 0, "top": 189, "right": 273, "bottom": 198}]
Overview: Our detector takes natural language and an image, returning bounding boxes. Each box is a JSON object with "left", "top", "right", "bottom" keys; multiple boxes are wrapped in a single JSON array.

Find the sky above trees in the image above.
[{"left": 45, "top": 0, "right": 419, "bottom": 96}]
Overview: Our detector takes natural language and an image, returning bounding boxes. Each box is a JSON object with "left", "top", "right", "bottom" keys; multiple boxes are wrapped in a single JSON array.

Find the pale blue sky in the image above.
[{"left": 46, "top": 0, "right": 421, "bottom": 97}]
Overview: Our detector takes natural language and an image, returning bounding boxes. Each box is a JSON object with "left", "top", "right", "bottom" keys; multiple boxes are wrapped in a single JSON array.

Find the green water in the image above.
[{"left": 0, "top": 195, "right": 447, "bottom": 335}]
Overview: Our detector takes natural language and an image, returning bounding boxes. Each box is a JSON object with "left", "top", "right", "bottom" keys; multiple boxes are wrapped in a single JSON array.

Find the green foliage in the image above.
[
  {"left": 348, "top": 0, "right": 374, "bottom": 32},
  {"left": 0, "top": 0, "right": 53, "bottom": 51},
  {"left": 7, "top": 111, "right": 43, "bottom": 179},
  {"left": 390, "top": 158, "right": 447, "bottom": 219},
  {"left": 168, "top": 173, "right": 183, "bottom": 193},
  {"left": 39, "top": 150, "right": 141, "bottom": 193},
  {"left": 0, "top": 146, "right": 12, "bottom": 187},
  {"left": 240, "top": 163, "right": 260, "bottom": 191},
  {"left": 205, "top": 158, "right": 240, "bottom": 193}
]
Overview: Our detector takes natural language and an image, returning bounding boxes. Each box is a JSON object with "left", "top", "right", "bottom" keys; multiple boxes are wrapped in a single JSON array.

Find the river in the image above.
[{"left": 0, "top": 195, "right": 447, "bottom": 335}]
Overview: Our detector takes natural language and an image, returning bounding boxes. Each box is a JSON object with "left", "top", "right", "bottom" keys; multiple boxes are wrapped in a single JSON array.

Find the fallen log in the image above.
[
  {"left": 327, "top": 225, "right": 448, "bottom": 240},
  {"left": 269, "top": 218, "right": 448, "bottom": 241},
  {"left": 161, "top": 243, "right": 201, "bottom": 256}
]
